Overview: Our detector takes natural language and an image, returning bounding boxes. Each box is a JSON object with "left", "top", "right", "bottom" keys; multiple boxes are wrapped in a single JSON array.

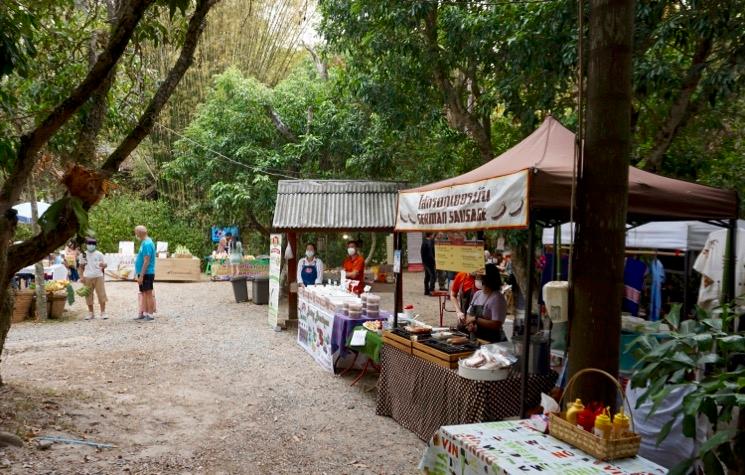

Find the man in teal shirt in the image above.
[{"left": 134, "top": 225, "right": 157, "bottom": 321}]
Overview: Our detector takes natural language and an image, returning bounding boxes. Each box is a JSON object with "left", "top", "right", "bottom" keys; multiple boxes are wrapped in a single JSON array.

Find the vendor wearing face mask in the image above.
[
  {"left": 297, "top": 243, "right": 324, "bottom": 287},
  {"left": 342, "top": 240, "right": 365, "bottom": 294},
  {"left": 458, "top": 264, "right": 507, "bottom": 342}
]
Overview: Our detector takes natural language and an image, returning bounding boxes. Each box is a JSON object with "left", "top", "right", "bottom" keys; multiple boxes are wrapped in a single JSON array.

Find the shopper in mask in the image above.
[
  {"left": 79, "top": 237, "right": 108, "bottom": 320},
  {"left": 458, "top": 264, "right": 507, "bottom": 342},
  {"left": 297, "top": 243, "right": 324, "bottom": 287},
  {"left": 342, "top": 240, "right": 365, "bottom": 294}
]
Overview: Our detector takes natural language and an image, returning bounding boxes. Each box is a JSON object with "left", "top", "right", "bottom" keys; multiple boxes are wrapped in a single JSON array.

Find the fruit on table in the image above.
[
  {"left": 44, "top": 280, "right": 69, "bottom": 292},
  {"left": 174, "top": 245, "right": 192, "bottom": 256}
]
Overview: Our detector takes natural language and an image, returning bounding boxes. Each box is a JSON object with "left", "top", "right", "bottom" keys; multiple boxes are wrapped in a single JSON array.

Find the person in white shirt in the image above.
[
  {"left": 79, "top": 237, "right": 108, "bottom": 320},
  {"left": 297, "top": 243, "right": 324, "bottom": 286}
]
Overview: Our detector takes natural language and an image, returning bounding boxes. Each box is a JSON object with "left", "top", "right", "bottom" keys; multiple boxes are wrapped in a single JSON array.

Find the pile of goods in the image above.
[
  {"left": 548, "top": 368, "right": 641, "bottom": 461},
  {"left": 362, "top": 320, "right": 384, "bottom": 334},
  {"left": 458, "top": 343, "right": 517, "bottom": 380},
  {"left": 299, "top": 285, "right": 390, "bottom": 320},
  {"left": 173, "top": 245, "right": 193, "bottom": 258},
  {"left": 43, "top": 280, "right": 69, "bottom": 293}
]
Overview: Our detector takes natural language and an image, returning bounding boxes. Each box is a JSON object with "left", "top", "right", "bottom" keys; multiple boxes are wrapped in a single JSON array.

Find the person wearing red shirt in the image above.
[
  {"left": 343, "top": 240, "right": 365, "bottom": 294},
  {"left": 450, "top": 271, "right": 476, "bottom": 322}
]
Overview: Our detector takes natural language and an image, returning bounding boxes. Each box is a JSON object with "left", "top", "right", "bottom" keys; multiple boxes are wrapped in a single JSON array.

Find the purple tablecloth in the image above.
[{"left": 331, "top": 311, "right": 390, "bottom": 356}]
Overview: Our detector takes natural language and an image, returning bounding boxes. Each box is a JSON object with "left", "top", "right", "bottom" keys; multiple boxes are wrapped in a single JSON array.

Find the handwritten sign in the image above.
[{"left": 435, "top": 240, "right": 485, "bottom": 273}]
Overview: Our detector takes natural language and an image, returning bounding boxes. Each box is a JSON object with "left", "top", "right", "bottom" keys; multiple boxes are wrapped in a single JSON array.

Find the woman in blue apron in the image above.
[{"left": 297, "top": 243, "right": 324, "bottom": 287}]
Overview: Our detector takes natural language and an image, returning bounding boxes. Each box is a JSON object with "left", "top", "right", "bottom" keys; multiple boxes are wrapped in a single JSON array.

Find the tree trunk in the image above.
[
  {"left": 29, "top": 188, "right": 47, "bottom": 320},
  {"left": 569, "top": 0, "right": 634, "bottom": 405},
  {"left": 365, "top": 233, "right": 377, "bottom": 265}
]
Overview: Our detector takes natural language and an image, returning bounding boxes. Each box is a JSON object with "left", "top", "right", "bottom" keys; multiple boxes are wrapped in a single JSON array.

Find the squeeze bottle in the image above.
[{"left": 566, "top": 399, "right": 584, "bottom": 425}]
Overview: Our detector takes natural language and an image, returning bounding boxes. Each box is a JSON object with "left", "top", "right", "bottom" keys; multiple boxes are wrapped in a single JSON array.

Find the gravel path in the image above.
[{"left": 0, "top": 275, "right": 443, "bottom": 474}]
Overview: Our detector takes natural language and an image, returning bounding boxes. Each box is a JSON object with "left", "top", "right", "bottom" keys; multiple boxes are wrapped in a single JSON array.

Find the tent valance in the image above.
[{"left": 395, "top": 117, "right": 738, "bottom": 232}]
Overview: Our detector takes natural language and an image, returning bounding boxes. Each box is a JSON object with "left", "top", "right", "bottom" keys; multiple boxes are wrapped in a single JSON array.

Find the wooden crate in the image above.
[
  {"left": 382, "top": 330, "right": 413, "bottom": 355},
  {"left": 412, "top": 340, "right": 476, "bottom": 369},
  {"left": 155, "top": 258, "right": 201, "bottom": 282}
]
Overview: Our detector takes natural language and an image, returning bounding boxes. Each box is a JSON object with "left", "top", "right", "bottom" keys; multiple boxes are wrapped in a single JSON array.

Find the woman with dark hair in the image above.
[
  {"left": 297, "top": 243, "right": 324, "bottom": 286},
  {"left": 64, "top": 240, "right": 79, "bottom": 282},
  {"left": 461, "top": 264, "right": 507, "bottom": 342}
]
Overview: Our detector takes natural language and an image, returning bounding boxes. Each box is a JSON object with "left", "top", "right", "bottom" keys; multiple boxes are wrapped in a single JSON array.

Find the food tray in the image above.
[
  {"left": 390, "top": 327, "right": 431, "bottom": 339},
  {"left": 417, "top": 338, "right": 480, "bottom": 355},
  {"left": 382, "top": 330, "right": 413, "bottom": 354}
]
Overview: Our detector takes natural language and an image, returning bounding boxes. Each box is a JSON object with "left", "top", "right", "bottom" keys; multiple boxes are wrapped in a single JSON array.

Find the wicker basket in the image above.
[
  {"left": 47, "top": 292, "right": 67, "bottom": 319},
  {"left": 12, "top": 290, "right": 34, "bottom": 323},
  {"left": 549, "top": 368, "right": 641, "bottom": 461}
]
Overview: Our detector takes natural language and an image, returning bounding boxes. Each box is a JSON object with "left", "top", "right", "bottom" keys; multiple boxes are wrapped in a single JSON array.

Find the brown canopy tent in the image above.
[{"left": 393, "top": 116, "right": 739, "bottom": 416}]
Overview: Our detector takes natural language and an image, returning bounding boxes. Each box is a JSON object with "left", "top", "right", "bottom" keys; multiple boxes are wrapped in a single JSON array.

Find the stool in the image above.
[{"left": 431, "top": 290, "right": 455, "bottom": 326}]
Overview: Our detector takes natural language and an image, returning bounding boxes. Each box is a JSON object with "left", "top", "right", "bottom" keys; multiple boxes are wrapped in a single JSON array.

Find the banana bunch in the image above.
[{"left": 44, "top": 280, "right": 70, "bottom": 292}]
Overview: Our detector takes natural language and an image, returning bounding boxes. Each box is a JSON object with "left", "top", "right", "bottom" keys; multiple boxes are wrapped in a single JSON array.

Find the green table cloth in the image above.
[{"left": 347, "top": 325, "right": 383, "bottom": 363}]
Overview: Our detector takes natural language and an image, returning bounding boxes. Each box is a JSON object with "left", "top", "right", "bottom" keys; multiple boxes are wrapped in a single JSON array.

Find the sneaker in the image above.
[
  {"left": 85, "top": 314, "right": 94, "bottom": 320},
  {"left": 101, "top": 314, "right": 108, "bottom": 320},
  {"left": 142, "top": 315, "right": 155, "bottom": 322},
  {"left": 133, "top": 314, "right": 145, "bottom": 321}
]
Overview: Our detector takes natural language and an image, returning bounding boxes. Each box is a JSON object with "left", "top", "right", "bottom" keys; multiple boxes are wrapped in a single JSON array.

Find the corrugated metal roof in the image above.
[{"left": 272, "top": 180, "right": 405, "bottom": 231}]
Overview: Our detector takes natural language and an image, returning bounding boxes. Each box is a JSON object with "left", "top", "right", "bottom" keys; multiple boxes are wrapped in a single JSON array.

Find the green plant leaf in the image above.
[
  {"left": 702, "top": 450, "right": 725, "bottom": 475},
  {"left": 699, "top": 429, "right": 736, "bottom": 457},
  {"left": 38, "top": 198, "right": 70, "bottom": 234},
  {"left": 717, "top": 440, "right": 737, "bottom": 470},
  {"left": 719, "top": 335, "right": 745, "bottom": 352},
  {"left": 671, "top": 351, "right": 696, "bottom": 367},
  {"left": 700, "top": 396, "right": 718, "bottom": 425},
  {"left": 655, "top": 418, "right": 675, "bottom": 447},
  {"left": 665, "top": 303, "right": 681, "bottom": 330},
  {"left": 679, "top": 319, "right": 698, "bottom": 335},
  {"left": 668, "top": 458, "right": 694, "bottom": 475},
  {"left": 697, "top": 352, "right": 721, "bottom": 365},
  {"left": 682, "top": 413, "right": 696, "bottom": 437}
]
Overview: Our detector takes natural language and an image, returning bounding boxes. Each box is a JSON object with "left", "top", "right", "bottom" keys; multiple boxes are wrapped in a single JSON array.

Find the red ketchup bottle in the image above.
[{"left": 576, "top": 406, "right": 597, "bottom": 432}]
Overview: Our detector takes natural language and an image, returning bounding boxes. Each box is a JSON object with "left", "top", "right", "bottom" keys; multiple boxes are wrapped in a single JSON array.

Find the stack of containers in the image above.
[
  {"left": 366, "top": 294, "right": 380, "bottom": 318},
  {"left": 348, "top": 302, "right": 363, "bottom": 318}
]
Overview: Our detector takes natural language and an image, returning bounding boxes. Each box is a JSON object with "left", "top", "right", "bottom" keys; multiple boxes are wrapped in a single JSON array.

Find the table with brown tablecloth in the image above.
[{"left": 376, "top": 345, "right": 557, "bottom": 441}]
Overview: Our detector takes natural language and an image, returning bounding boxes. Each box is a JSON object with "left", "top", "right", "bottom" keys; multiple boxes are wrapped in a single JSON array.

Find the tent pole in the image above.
[
  {"left": 553, "top": 225, "right": 561, "bottom": 281},
  {"left": 393, "top": 232, "right": 403, "bottom": 327},
  {"left": 520, "top": 218, "right": 536, "bottom": 418},
  {"left": 683, "top": 251, "right": 690, "bottom": 318},
  {"left": 724, "top": 218, "right": 737, "bottom": 304}
]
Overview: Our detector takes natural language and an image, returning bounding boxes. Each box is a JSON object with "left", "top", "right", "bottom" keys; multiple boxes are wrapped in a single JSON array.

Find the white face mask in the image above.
[
  {"left": 306, "top": 250, "right": 315, "bottom": 258},
  {"left": 347, "top": 247, "right": 356, "bottom": 256},
  {"left": 86, "top": 244, "right": 96, "bottom": 252},
  {"left": 474, "top": 280, "right": 483, "bottom": 290}
]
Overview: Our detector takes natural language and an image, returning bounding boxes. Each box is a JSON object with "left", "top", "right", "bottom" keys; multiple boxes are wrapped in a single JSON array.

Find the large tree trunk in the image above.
[{"left": 569, "top": 0, "right": 634, "bottom": 404}]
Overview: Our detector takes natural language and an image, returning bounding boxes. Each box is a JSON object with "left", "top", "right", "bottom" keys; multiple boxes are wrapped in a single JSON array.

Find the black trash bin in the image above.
[
  {"left": 231, "top": 276, "right": 249, "bottom": 303},
  {"left": 252, "top": 276, "right": 269, "bottom": 305}
]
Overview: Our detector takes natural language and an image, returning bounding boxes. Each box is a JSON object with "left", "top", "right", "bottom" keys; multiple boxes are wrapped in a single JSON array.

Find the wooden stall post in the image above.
[
  {"left": 394, "top": 232, "right": 403, "bottom": 327},
  {"left": 520, "top": 219, "right": 536, "bottom": 418},
  {"left": 288, "top": 232, "right": 298, "bottom": 321}
]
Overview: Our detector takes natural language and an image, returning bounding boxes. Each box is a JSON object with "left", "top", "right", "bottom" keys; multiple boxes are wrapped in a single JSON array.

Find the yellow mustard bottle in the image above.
[
  {"left": 566, "top": 398, "right": 584, "bottom": 425},
  {"left": 593, "top": 408, "right": 612, "bottom": 439},
  {"left": 613, "top": 409, "right": 630, "bottom": 438}
]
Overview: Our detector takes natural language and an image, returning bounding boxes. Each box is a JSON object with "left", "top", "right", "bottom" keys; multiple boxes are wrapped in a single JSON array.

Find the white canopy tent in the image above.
[
  {"left": 542, "top": 221, "right": 723, "bottom": 251},
  {"left": 12, "top": 202, "right": 51, "bottom": 224}
]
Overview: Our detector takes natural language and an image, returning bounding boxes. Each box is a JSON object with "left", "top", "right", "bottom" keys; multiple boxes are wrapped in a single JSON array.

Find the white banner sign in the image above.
[
  {"left": 297, "top": 297, "right": 335, "bottom": 373},
  {"left": 268, "top": 234, "right": 282, "bottom": 328},
  {"left": 395, "top": 170, "right": 529, "bottom": 231}
]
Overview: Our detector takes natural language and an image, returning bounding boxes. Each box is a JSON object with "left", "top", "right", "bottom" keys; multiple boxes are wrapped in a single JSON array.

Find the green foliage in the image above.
[
  {"left": 87, "top": 193, "right": 210, "bottom": 257},
  {"left": 630, "top": 304, "right": 745, "bottom": 474}
]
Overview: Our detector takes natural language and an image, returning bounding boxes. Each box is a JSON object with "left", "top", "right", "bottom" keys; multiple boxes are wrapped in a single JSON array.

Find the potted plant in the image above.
[{"left": 630, "top": 304, "right": 744, "bottom": 474}]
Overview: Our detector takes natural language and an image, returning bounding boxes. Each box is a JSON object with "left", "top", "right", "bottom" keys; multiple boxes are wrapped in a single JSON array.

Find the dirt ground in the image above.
[{"left": 0, "top": 272, "right": 451, "bottom": 474}]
